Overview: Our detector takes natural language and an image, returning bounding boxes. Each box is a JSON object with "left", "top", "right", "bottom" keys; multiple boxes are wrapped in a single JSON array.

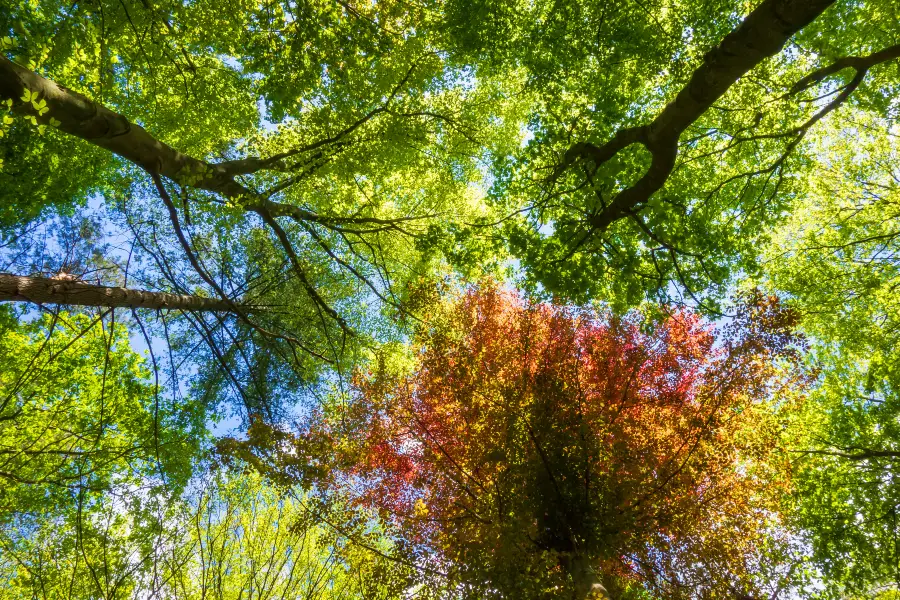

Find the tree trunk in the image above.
[
  {"left": 0, "top": 273, "right": 243, "bottom": 312},
  {"left": 568, "top": 553, "right": 610, "bottom": 600}
]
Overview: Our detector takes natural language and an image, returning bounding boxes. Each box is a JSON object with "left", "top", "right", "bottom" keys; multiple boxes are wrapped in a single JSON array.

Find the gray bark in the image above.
[{"left": 0, "top": 273, "right": 242, "bottom": 312}]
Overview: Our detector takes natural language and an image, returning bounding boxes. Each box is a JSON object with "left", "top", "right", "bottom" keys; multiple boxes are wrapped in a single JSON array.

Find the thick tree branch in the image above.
[
  {"left": 0, "top": 55, "right": 416, "bottom": 200},
  {"left": 561, "top": 0, "right": 837, "bottom": 232},
  {"left": 0, "top": 56, "right": 441, "bottom": 237},
  {"left": 0, "top": 55, "right": 253, "bottom": 199},
  {"left": 0, "top": 56, "right": 418, "bottom": 356},
  {"left": 559, "top": 126, "right": 648, "bottom": 176},
  {"left": 0, "top": 273, "right": 242, "bottom": 312}
]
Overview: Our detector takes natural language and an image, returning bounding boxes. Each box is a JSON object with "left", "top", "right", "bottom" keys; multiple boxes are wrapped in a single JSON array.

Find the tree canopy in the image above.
[
  {"left": 296, "top": 286, "right": 809, "bottom": 598},
  {"left": 2, "top": 0, "right": 900, "bottom": 597}
]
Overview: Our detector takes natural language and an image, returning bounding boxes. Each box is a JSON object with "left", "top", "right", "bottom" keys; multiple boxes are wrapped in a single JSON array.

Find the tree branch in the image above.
[
  {"left": 0, "top": 55, "right": 424, "bottom": 201},
  {"left": 151, "top": 173, "right": 332, "bottom": 361},
  {"left": 559, "top": 0, "right": 837, "bottom": 232},
  {"left": 789, "top": 42, "right": 900, "bottom": 96},
  {"left": 0, "top": 272, "right": 243, "bottom": 312},
  {"left": 0, "top": 55, "right": 253, "bottom": 199}
]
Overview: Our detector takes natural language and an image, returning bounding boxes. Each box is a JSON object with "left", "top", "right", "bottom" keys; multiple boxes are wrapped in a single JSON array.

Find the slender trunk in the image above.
[{"left": 0, "top": 273, "right": 243, "bottom": 312}]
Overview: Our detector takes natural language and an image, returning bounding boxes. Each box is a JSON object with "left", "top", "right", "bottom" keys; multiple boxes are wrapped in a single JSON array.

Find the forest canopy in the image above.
[{"left": 1, "top": 0, "right": 899, "bottom": 598}]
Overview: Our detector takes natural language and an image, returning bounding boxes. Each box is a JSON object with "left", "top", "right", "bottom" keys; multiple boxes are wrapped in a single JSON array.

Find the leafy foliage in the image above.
[
  {"left": 765, "top": 113, "right": 900, "bottom": 596},
  {"left": 467, "top": 0, "right": 900, "bottom": 308},
  {"left": 239, "top": 286, "right": 810, "bottom": 597},
  {"left": 0, "top": 468, "right": 408, "bottom": 599},
  {"left": 0, "top": 307, "right": 200, "bottom": 521},
  {"left": 3, "top": 0, "right": 900, "bottom": 595}
]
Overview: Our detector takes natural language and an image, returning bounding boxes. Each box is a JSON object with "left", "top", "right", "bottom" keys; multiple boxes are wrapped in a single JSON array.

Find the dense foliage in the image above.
[
  {"left": 297, "top": 287, "right": 806, "bottom": 598},
  {"left": 766, "top": 114, "right": 900, "bottom": 596},
  {"left": 0, "top": 307, "right": 199, "bottom": 520},
  {"left": 2, "top": 0, "right": 900, "bottom": 597}
]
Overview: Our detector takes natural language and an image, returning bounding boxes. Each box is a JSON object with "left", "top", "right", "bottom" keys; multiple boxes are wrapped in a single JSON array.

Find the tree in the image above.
[
  {"left": 0, "top": 306, "right": 200, "bottom": 521},
  {"left": 232, "top": 286, "right": 809, "bottom": 598},
  {"left": 3, "top": 0, "right": 899, "bottom": 392},
  {"left": 6, "top": 0, "right": 900, "bottom": 317},
  {"left": 0, "top": 0, "right": 516, "bottom": 408},
  {"left": 4, "top": 0, "right": 900, "bottom": 595},
  {"left": 0, "top": 0, "right": 511, "bottom": 315},
  {"left": 465, "top": 0, "right": 900, "bottom": 307},
  {"left": 0, "top": 468, "right": 410, "bottom": 599},
  {"left": 762, "top": 112, "right": 900, "bottom": 596}
]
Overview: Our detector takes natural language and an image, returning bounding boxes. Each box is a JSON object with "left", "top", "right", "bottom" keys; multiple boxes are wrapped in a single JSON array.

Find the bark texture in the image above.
[
  {"left": 565, "top": 0, "right": 837, "bottom": 231},
  {"left": 0, "top": 273, "right": 242, "bottom": 312}
]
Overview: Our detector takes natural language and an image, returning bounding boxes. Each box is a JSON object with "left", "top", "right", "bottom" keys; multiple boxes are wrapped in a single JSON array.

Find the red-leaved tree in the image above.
[{"left": 221, "top": 286, "right": 808, "bottom": 599}]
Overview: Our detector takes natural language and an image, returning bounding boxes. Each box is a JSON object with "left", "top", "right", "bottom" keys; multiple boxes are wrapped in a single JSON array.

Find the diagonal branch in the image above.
[
  {"left": 151, "top": 173, "right": 332, "bottom": 362},
  {"left": 559, "top": 0, "right": 837, "bottom": 232},
  {"left": 0, "top": 55, "right": 423, "bottom": 199},
  {"left": 248, "top": 196, "right": 434, "bottom": 229},
  {"left": 0, "top": 55, "right": 253, "bottom": 199},
  {"left": 789, "top": 42, "right": 900, "bottom": 96},
  {"left": 255, "top": 208, "right": 350, "bottom": 333}
]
